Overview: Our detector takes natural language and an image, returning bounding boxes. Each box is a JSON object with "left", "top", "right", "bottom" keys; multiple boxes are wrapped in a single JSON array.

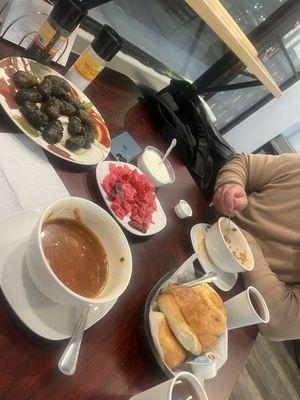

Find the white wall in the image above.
[{"left": 223, "top": 80, "right": 300, "bottom": 153}]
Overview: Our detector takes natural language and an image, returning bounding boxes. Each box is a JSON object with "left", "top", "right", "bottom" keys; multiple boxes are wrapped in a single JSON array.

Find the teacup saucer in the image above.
[
  {"left": 190, "top": 223, "right": 238, "bottom": 291},
  {"left": 0, "top": 209, "right": 117, "bottom": 340}
]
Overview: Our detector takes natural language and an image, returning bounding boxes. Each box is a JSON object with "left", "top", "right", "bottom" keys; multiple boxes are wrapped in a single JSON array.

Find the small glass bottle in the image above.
[
  {"left": 26, "top": 0, "right": 87, "bottom": 65},
  {"left": 65, "top": 25, "right": 122, "bottom": 91}
]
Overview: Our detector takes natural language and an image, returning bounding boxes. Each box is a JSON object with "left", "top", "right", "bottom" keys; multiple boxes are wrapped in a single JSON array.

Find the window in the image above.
[
  {"left": 221, "top": 0, "right": 289, "bottom": 34},
  {"left": 207, "top": 40, "right": 297, "bottom": 130},
  {"left": 82, "top": 0, "right": 299, "bottom": 131},
  {"left": 196, "top": 0, "right": 300, "bottom": 132},
  {"left": 282, "top": 21, "right": 300, "bottom": 73},
  {"left": 84, "top": 0, "right": 288, "bottom": 80},
  {"left": 85, "top": 0, "right": 227, "bottom": 81}
]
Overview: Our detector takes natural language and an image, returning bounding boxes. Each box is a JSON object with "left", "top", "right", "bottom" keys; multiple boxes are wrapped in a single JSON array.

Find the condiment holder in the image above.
[{"left": 174, "top": 199, "right": 193, "bottom": 219}]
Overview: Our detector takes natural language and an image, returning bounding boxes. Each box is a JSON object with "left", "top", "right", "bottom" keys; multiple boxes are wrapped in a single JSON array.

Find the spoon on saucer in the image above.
[
  {"left": 159, "top": 270, "right": 218, "bottom": 294},
  {"left": 178, "top": 271, "right": 218, "bottom": 287},
  {"left": 58, "top": 304, "right": 91, "bottom": 375},
  {"left": 160, "top": 138, "right": 177, "bottom": 164}
]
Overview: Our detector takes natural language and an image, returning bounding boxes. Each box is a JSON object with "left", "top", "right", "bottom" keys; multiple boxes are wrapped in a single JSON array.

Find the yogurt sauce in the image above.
[{"left": 143, "top": 148, "right": 171, "bottom": 184}]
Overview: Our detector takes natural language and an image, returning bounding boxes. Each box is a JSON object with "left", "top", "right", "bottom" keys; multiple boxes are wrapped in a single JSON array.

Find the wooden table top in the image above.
[{"left": 0, "top": 39, "right": 257, "bottom": 400}]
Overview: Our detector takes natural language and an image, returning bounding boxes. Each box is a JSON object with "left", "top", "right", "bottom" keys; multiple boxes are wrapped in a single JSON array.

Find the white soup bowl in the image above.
[
  {"left": 204, "top": 217, "right": 254, "bottom": 273},
  {"left": 26, "top": 197, "right": 132, "bottom": 307}
]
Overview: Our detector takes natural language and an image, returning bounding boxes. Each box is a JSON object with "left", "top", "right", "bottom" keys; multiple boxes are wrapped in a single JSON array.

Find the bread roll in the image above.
[
  {"left": 157, "top": 294, "right": 202, "bottom": 356},
  {"left": 153, "top": 311, "right": 187, "bottom": 369},
  {"left": 163, "top": 284, "right": 227, "bottom": 352}
]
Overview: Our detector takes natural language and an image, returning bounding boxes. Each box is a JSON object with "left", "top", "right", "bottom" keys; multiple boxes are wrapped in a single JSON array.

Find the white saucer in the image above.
[
  {"left": 190, "top": 223, "right": 238, "bottom": 292},
  {"left": 0, "top": 209, "right": 117, "bottom": 340}
]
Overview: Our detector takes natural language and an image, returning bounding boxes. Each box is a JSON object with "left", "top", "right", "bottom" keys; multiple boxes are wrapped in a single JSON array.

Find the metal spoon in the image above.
[
  {"left": 227, "top": 215, "right": 232, "bottom": 232},
  {"left": 160, "top": 271, "right": 218, "bottom": 294},
  {"left": 58, "top": 304, "right": 91, "bottom": 376},
  {"left": 179, "top": 271, "right": 218, "bottom": 287},
  {"left": 160, "top": 138, "right": 177, "bottom": 164}
]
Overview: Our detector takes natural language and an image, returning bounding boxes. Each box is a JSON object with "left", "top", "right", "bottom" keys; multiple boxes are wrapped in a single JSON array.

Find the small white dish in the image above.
[
  {"left": 174, "top": 199, "right": 193, "bottom": 219},
  {"left": 0, "top": 209, "right": 117, "bottom": 340},
  {"left": 137, "top": 146, "right": 175, "bottom": 187},
  {"left": 96, "top": 161, "right": 167, "bottom": 236},
  {"left": 190, "top": 223, "right": 238, "bottom": 292}
]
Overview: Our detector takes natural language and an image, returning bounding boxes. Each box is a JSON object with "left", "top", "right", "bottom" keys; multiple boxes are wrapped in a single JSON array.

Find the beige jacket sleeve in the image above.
[
  {"left": 215, "top": 153, "right": 290, "bottom": 193},
  {"left": 243, "top": 232, "right": 300, "bottom": 341}
]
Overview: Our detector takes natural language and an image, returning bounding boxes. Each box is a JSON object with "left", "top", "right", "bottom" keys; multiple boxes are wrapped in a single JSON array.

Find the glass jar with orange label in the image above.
[
  {"left": 65, "top": 25, "right": 122, "bottom": 91},
  {"left": 26, "top": 0, "right": 87, "bottom": 65}
]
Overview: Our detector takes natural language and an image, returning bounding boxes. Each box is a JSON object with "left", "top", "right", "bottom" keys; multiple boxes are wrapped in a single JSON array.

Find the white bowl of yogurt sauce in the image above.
[{"left": 137, "top": 146, "right": 175, "bottom": 187}]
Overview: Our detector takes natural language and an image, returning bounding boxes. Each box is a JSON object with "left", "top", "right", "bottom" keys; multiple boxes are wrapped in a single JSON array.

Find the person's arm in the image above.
[
  {"left": 215, "top": 153, "right": 286, "bottom": 192},
  {"left": 213, "top": 153, "right": 289, "bottom": 215},
  {"left": 242, "top": 232, "right": 300, "bottom": 341}
]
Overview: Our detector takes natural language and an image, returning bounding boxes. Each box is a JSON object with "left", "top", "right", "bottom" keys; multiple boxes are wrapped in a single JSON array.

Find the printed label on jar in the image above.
[
  {"left": 34, "top": 19, "right": 56, "bottom": 49},
  {"left": 49, "top": 35, "right": 67, "bottom": 56},
  {"left": 74, "top": 51, "right": 104, "bottom": 81}
]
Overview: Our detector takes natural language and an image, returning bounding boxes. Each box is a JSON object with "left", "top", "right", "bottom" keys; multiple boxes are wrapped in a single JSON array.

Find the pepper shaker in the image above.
[{"left": 26, "top": 0, "right": 87, "bottom": 65}]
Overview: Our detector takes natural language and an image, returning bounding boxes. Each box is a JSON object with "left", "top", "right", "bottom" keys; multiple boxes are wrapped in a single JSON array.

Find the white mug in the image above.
[
  {"left": 129, "top": 371, "right": 208, "bottom": 400},
  {"left": 225, "top": 286, "right": 270, "bottom": 330}
]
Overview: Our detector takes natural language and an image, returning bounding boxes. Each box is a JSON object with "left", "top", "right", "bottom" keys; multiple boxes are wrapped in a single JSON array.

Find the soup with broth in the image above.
[{"left": 41, "top": 218, "right": 108, "bottom": 298}]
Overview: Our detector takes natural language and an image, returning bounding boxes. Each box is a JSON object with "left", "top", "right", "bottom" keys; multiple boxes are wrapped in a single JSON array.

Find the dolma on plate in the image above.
[
  {"left": 41, "top": 97, "right": 61, "bottom": 121},
  {"left": 65, "top": 135, "right": 86, "bottom": 151},
  {"left": 42, "top": 120, "right": 64, "bottom": 144},
  {"left": 13, "top": 71, "right": 38, "bottom": 88},
  {"left": 20, "top": 101, "right": 49, "bottom": 129},
  {"left": 15, "top": 88, "right": 42, "bottom": 104}
]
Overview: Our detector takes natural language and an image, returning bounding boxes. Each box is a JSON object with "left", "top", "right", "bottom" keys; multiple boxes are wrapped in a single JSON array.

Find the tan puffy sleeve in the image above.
[
  {"left": 242, "top": 231, "right": 300, "bottom": 341},
  {"left": 215, "top": 153, "right": 291, "bottom": 193}
]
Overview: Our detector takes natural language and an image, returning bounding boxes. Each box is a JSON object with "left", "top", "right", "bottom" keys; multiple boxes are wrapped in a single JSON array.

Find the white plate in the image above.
[
  {"left": 0, "top": 57, "right": 111, "bottom": 165},
  {"left": 190, "top": 223, "right": 238, "bottom": 292},
  {"left": 0, "top": 209, "right": 117, "bottom": 340},
  {"left": 96, "top": 161, "right": 167, "bottom": 236}
]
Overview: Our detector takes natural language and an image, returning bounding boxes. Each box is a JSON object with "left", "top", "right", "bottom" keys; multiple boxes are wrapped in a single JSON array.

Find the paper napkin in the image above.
[{"left": 0, "top": 132, "right": 69, "bottom": 219}]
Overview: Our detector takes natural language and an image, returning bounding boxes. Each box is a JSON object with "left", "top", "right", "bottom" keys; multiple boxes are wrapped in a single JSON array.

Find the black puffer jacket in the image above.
[{"left": 145, "top": 80, "right": 235, "bottom": 199}]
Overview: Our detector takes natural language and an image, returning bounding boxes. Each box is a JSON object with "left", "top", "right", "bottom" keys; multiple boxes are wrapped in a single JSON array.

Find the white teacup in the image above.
[
  {"left": 129, "top": 371, "right": 208, "bottom": 400},
  {"left": 225, "top": 286, "right": 270, "bottom": 330},
  {"left": 26, "top": 197, "right": 132, "bottom": 307},
  {"left": 205, "top": 217, "right": 254, "bottom": 273}
]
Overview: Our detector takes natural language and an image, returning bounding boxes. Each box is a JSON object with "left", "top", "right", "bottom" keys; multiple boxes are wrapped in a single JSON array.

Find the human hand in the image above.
[{"left": 212, "top": 184, "right": 248, "bottom": 216}]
